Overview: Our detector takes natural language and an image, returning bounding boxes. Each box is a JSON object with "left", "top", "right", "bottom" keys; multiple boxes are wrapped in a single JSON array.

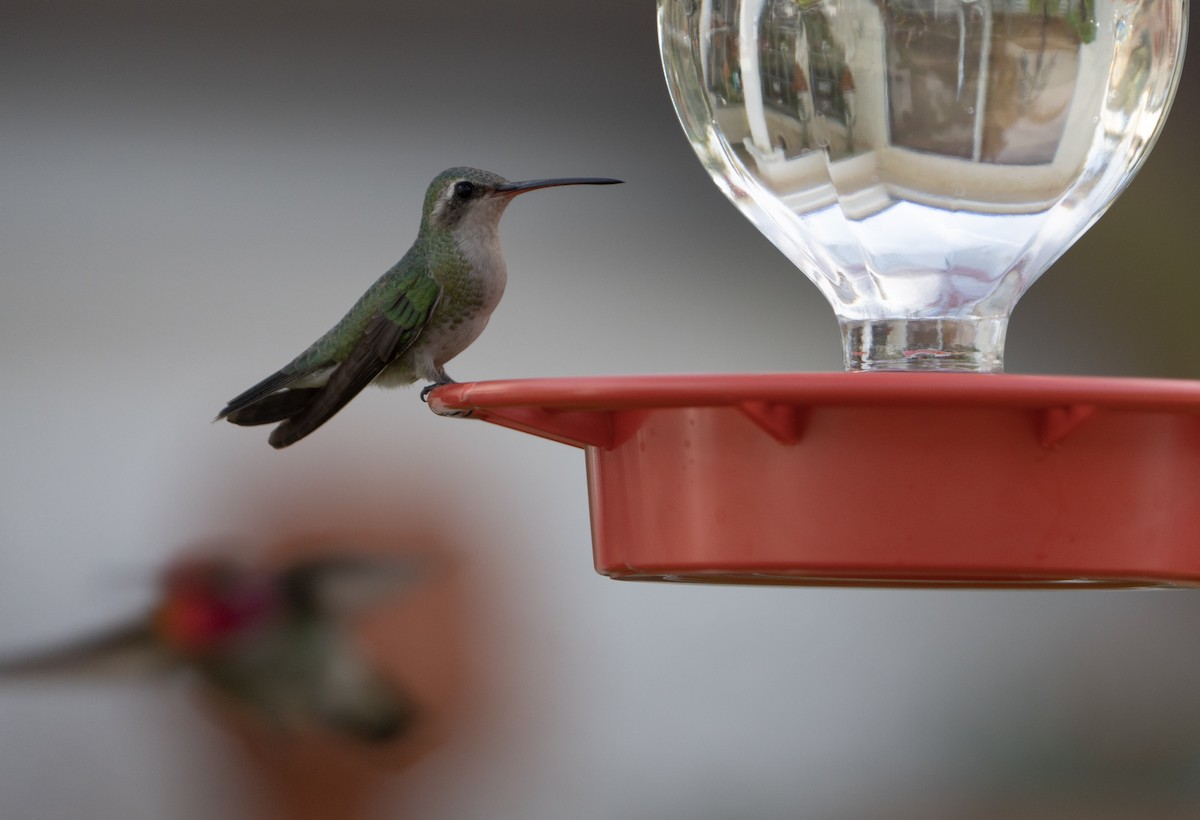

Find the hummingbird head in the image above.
[
  {"left": 153, "top": 559, "right": 280, "bottom": 657},
  {"left": 420, "top": 167, "right": 622, "bottom": 236}
]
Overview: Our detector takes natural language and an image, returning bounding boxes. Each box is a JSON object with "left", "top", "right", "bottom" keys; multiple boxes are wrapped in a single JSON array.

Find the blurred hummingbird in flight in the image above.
[
  {"left": 217, "top": 166, "right": 622, "bottom": 448},
  {"left": 0, "top": 555, "right": 421, "bottom": 742}
]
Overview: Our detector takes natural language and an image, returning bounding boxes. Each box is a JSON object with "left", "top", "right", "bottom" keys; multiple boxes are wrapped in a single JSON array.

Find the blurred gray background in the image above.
[{"left": 2, "top": 1, "right": 1199, "bottom": 818}]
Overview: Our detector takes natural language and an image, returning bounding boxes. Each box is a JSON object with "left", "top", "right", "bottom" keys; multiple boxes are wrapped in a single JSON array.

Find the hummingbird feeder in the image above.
[{"left": 431, "top": 0, "right": 1196, "bottom": 587}]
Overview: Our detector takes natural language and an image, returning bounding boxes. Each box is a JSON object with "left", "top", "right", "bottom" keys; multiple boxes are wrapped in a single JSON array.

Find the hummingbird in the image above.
[
  {"left": 0, "top": 555, "right": 421, "bottom": 742},
  {"left": 217, "top": 166, "right": 622, "bottom": 448}
]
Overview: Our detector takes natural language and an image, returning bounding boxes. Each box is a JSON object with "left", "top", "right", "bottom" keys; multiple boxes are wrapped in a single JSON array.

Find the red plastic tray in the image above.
[{"left": 430, "top": 374, "right": 1200, "bottom": 587}]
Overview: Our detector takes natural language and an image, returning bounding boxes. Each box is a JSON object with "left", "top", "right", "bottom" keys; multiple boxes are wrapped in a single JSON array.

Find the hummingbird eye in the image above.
[{"left": 453, "top": 181, "right": 475, "bottom": 200}]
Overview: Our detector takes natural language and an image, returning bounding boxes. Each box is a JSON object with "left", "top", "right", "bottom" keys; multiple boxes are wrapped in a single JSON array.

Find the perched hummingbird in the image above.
[
  {"left": 217, "top": 167, "right": 622, "bottom": 448},
  {"left": 0, "top": 556, "right": 421, "bottom": 742}
]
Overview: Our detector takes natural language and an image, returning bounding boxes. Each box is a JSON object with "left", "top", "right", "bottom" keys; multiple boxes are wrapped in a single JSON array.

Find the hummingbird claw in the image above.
[
  {"left": 421, "top": 380, "right": 472, "bottom": 417},
  {"left": 420, "top": 374, "right": 458, "bottom": 402}
]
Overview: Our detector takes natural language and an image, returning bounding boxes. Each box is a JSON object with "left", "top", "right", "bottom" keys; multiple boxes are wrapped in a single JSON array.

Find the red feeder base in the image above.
[{"left": 430, "top": 374, "right": 1200, "bottom": 588}]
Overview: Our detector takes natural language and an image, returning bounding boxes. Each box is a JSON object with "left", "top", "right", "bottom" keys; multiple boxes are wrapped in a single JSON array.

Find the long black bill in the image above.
[{"left": 496, "top": 177, "right": 623, "bottom": 195}]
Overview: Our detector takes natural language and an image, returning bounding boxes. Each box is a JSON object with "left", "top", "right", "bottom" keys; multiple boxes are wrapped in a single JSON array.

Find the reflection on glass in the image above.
[
  {"left": 661, "top": 0, "right": 1186, "bottom": 371},
  {"left": 885, "top": 0, "right": 1088, "bottom": 165}
]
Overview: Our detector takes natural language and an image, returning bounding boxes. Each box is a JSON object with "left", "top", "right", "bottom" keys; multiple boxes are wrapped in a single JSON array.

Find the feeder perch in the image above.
[{"left": 431, "top": 374, "right": 1200, "bottom": 587}]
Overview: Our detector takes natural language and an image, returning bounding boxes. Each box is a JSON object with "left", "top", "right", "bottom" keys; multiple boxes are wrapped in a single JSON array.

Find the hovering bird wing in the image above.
[
  {"left": 0, "top": 618, "right": 174, "bottom": 682},
  {"left": 264, "top": 273, "right": 441, "bottom": 448},
  {"left": 280, "top": 555, "right": 427, "bottom": 620},
  {"left": 282, "top": 559, "right": 423, "bottom": 742}
]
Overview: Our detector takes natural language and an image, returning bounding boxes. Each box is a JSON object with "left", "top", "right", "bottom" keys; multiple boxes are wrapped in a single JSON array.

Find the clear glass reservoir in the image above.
[{"left": 659, "top": 0, "right": 1188, "bottom": 371}]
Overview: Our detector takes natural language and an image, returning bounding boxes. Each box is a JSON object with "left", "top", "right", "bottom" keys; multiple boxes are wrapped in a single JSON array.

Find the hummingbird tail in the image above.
[
  {"left": 266, "top": 386, "right": 360, "bottom": 449},
  {"left": 222, "top": 389, "right": 323, "bottom": 427},
  {"left": 266, "top": 334, "right": 399, "bottom": 448},
  {"left": 320, "top": 666, "right": 419, "bottom": 743}
]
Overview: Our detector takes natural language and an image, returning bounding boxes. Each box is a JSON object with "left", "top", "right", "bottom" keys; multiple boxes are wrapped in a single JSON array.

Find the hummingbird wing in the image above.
[
  {"left": 217, "top": 276, "right": 396, "bottom": 426},
  {"left": 265, "top": 273, "right": 441, "bottom": 448},
  {"left": 280, "top": 555, "right": 427, "bottom": 620},
  {"left": 281, "top": 566, "right": 421, "bottom": 742}
]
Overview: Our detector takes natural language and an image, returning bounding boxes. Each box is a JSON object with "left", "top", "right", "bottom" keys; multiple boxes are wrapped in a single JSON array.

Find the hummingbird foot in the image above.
[
  {"left": 419, "top": 380, "right": 451, "bottom": 403},
  {"left": 421, "top": 379, "right": 472, "bottom": 417}
]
